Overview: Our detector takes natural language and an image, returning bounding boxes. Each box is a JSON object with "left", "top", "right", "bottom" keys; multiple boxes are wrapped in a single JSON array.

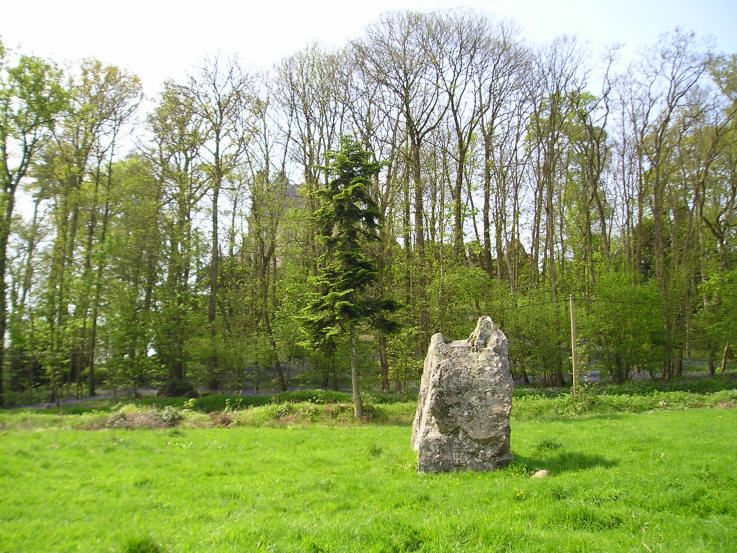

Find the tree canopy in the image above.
[{"left": 0, "top": 15, "right": 735, "bottom": 408}]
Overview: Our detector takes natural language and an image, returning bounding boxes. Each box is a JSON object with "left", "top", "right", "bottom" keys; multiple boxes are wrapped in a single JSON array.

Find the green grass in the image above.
[{"left": 1, "top": 408, "right": 736, "bottom": 552}]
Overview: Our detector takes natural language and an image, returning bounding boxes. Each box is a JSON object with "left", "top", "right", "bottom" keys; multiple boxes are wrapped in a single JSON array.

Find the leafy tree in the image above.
[
  {"left": 103, "top": 157, "right": 163, "bottom": 394},
  {"left": 148, "top": 81, "right": 208, "bottom": 384},
  {"left": 696, "top": 269, "right": 737, "bottom": 374},
  {"left": 0, "top": 42, "right": 67, "bottom": 405},
  {"left": 300, "top": 136, "right": 398, "bottom": 417},
  {"left": 187, "top": 55, "right": 253, "bottom": 389}
]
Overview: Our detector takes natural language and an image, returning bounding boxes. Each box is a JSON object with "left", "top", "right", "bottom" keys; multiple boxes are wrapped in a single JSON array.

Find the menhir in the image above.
[{"left": 412, "top": 316, "right": 513, "bottom": 473}]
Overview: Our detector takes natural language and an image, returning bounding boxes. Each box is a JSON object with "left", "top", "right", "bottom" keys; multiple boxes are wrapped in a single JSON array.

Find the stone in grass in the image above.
[
  {"left": 412, "top": 316, "right": 513, "bottom": 473},
  {"left": 531, "top": 469, "right": 551, "bottom": 479}
]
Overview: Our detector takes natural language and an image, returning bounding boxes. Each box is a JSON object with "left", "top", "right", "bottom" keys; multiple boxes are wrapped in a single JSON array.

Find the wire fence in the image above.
[{"left": 488, "top": 296, "right": 663, "bottom": 313}]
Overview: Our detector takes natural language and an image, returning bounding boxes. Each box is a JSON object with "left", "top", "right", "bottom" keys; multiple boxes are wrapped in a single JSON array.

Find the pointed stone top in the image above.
[{"left": 467, "top": 316, "right": 495, "bottom": 352}]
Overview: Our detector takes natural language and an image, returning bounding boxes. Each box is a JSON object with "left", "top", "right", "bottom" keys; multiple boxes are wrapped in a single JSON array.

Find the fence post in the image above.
[{"left": 570, "top": 294, "right": 578, "bottom": 396}]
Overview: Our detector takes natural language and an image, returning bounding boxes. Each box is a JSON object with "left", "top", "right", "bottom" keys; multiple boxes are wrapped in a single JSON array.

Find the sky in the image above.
[{"left": 2, "top": 0, "right": 736, "bottom": 99}]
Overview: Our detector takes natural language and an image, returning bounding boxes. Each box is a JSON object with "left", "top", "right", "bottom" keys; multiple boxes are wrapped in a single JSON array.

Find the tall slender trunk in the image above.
[
  {"left": 87, "top": 180, "right": 113, "bottom": 397},
  {"left": 452, "top": 146, "right": 465, "bottom": 262},
  {"left": 76, "top": 162, "right": 105, "bottom": 397},
  {"left": 378, "top": 332, "right": 390, "bottom": 392},
  {"left": 482, "top": 137, "right": 493, "bottom": 276},
  {"left": 402, "top": 166, "right": 412, "bottom": 308},
  {"left": 207, "top": 185, "right": 220, "bottom": 389},
  {"left": 720, "top": 341, "right": 730, "bottom": 374},
  {"left": 0, "top": 188, "right": 17, "bottom": 406},
  {"left": 411, "top": 138, "right": 428, "bottom": 351},
  {"left": 635, "top": 164, "right": 644, "bottom": 276},
  {"left": 530, "top": 176, "right": 544, "bottom": 287},
  {"left": 349, "top": 326, "right": 363, "bottom": 419}
]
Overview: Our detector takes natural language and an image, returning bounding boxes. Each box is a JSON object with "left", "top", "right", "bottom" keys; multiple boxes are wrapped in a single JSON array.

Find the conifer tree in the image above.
[{"left": 300, "top": 135, "right": 398, "bottom": 417}]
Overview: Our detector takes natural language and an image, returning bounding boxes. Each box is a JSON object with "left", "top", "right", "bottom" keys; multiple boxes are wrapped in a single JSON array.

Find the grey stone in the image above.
[{"left": 412, "top": 316, "right": 513, "bottom": 473}]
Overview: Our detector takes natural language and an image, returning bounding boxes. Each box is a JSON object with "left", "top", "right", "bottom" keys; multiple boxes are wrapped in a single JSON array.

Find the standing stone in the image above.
[{"left": 412, "top": 316, "right": 513, "bottom": 473}]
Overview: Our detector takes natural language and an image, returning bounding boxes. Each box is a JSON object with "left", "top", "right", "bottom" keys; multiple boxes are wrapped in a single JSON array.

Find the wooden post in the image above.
[{"left": 570, "top": 294, "right": 577, "bottom": 396}]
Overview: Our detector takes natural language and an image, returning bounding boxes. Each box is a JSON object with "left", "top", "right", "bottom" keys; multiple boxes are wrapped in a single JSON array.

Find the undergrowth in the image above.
[{"left": 1, "top": 386, "right": 735, "bottom": 431}]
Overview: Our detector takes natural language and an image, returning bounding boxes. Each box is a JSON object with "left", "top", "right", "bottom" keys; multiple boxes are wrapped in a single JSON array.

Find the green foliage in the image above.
[
  {"left": 97, "top": 405, "right": 184, "bottom": 430},
  {"left": 300, "top": 135, "right": 397, "bottom": 354},
  {"left": 0, "top": 49, "right": 68, "bottom": 147},
  {"left": 501, "top": 290, "right": 569, "bottom": 385},
  {"left": 696, "top": 268, "right": 737, "bottom": 348},
  {"left": 513, "top": 388, "right": 737, "bottom": 419},
  {"left": 427, "top": 264, "right": 491, "bottom": 339},
  {"left": 580, "top": 271, "right": 665, "bottom": 382},
  {"left": 385, "top": 324, "right": 423, "bottom": 392},
  {"left": 138, "top": 390, "right": 355, "bottom": 413},
  {"left": 3, "top": 23, "right": 737, "bottom": 404}
]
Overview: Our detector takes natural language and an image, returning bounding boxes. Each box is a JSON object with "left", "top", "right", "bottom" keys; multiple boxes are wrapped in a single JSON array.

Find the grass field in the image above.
[{"left": 2, "top": 406, "right": 736, "bottom": 552}]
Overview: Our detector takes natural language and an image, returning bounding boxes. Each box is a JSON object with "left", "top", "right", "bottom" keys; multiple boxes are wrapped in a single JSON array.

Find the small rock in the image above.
[{"left": 531, "top": 469, "right": 550, "bottom": 479}]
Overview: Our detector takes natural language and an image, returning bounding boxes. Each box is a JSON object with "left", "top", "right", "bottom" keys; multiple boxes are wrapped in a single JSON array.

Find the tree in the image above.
[
  {"left": 148, "top": 81, "right": 208, "bottom": 384},
  {"left": 300, "top": 136, "right": 398, "bottom": 417},
  {"left": 524, "top": 37, "right": 587, "bottom": 386},
  {"left": 354, "top": 12, "right": 449, "bottom": 350},
  {"left": 0, "top": 42, "right": 67, "bottom": 405},
  {"left": 103, "top": 156, "right": 163, "bottom": 394},
  {"left": 581, "top": 271, "right": 664, "bottom": 383},
  {"left": 622, "top": 30, "right": 711, "bottom": 377},
  {"left": 187, "top": 55, "right": 253, "bottom": 389}
]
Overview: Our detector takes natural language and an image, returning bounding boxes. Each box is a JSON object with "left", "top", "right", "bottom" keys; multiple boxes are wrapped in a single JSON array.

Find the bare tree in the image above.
[
  {"left": 624, "top": 30, "right": 711, "bottom": 377},
  {"left": 476, "top": 20, "right": 528, "bottom": 282},
  {"left": 354, "top": 11, "right": 449, "bottom": 348},
  {"left": 187, "top": 55, "right": 253, "bottom": 390}
]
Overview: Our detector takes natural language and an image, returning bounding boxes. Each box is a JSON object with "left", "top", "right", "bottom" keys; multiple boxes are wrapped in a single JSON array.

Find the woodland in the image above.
[{"left": 1, "top": 10, "right": 736, "bottom": 407}]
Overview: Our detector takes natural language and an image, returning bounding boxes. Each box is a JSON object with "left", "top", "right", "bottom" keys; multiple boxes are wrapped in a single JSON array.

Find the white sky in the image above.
[{"left": 2, "top": 0, "right": 736, "bottom": 99}]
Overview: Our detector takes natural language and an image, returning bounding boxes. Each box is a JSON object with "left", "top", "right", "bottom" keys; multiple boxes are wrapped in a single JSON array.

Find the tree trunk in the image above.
[
  {"left": 482, "top": 137, "right": 493, "bottom": 277},
  {"left": 207, "top": 186, "right": 220, "bottom": 390},
  {"left": 87, "top": 158, "right": 115, "bottom": 397},
  {"left": 378, "top": 331, "right": 390, "bottom": 392},
  {"left": 402, "top": 165, "right": 412, "bottom": 307},
  {"left": 411, "top": 139, "right": 429, "bottom": 351},
  {"left": 453, "top": 150, "right": 465, "bottom": 263},
  {"left": 350, "top": 327, "right": 363, "bottom": 419},
  {"left": 721, "top": 341, "right": 730, "bottom": 374},
  {"left": 0, "top": 198, "right": 13, "bottom": 406}
]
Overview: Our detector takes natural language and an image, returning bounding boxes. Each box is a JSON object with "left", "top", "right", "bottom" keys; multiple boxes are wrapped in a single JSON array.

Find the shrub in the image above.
[
  {"left": 274, "top": 403, "right": 293, "bottom": 419},
  {"left": 158, "top": 380, "right": 198, "bottom": 398},
  {"left": 159, "top": 406, "right": 182, "bottom": 426}
]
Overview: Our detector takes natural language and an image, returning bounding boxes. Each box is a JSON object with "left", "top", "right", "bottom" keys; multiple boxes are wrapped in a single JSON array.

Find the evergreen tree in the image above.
[{"left": 300, "top": 136, "right": 398, "bottom": 417}]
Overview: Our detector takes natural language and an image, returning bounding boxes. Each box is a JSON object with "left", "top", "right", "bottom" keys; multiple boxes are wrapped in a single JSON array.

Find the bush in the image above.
[
  {"left": 158, "top": 380, "right": 198, "bottom": 398},
  {"left": 159, "top": 406, "right": 183, "bottom": 425}
]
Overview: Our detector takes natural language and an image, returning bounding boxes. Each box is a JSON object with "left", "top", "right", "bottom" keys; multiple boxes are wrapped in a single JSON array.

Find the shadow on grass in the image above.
[{"left": 512, "top": 451, "right": 617, "bottom": 474}]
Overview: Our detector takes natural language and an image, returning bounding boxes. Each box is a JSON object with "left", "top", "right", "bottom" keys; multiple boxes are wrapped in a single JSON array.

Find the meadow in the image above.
[{"left": 1, "top": 395, "right": 736, "bottom": 553}]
